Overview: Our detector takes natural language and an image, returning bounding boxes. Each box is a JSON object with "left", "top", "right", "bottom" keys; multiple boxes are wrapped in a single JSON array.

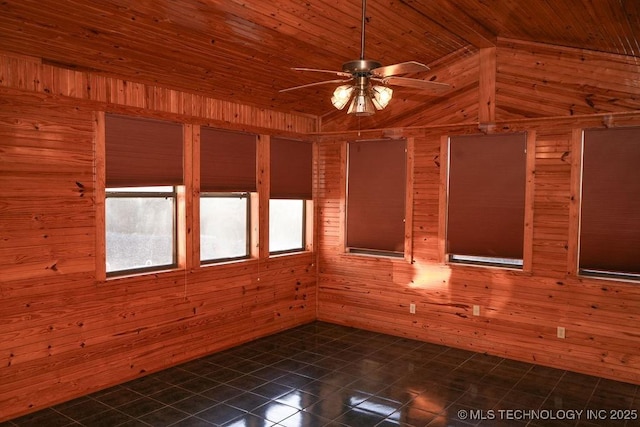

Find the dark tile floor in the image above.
[{"left": 3, "top": 322, "right": 639, "bottom": 427}]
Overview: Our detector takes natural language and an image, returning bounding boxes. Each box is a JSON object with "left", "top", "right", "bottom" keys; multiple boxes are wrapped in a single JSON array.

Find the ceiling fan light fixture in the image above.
[
  {"left": 347, "top": 89, "right": 376, "bottom": 116},
  {"left": 282, "top": 0, "right": 449, "bottom": 116},
  {"left": 371, "top": 85, "right": 393, "bottom": 110},
  {"left": 331, "top": 85, "right": 354, "bottom": 110}
]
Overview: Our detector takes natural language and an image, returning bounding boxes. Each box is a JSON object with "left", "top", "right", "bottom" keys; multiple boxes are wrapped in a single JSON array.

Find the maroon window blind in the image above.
[
  {"left": 447, "top": 133, "right": 526, "bottom": 260},
  {"left": 347, "top": 139, "right": 406, "bottom": 253},
  {"left": 580, "top": 128, "right": 640, "bottom": 275},
  {"left": 106, "top": 114, "right": 183, "bottom": 187},
  {"left": 270, "top": 137, "right": 312, "bottom": 199},
  {"left": 200, "top": 127, "right": 256, "bottom": 192}
]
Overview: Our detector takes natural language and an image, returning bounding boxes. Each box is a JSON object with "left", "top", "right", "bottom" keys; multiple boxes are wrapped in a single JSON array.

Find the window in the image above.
[
  {"left": 270, "top": 137, "right": 312, "bottom": 254},
  {"left": 105, "top": 114, "right": 183, "bottom": 276},
  {"left": 269, "top": 199, "right": 305, "bottom": 253},
  {"left": 200, "top": 127, "right": 256, "bottom": 263},
  {"left": 200, "top": 193, "right": 250, "bottom": 262},
  {"left": 106, "top": 187, "right": 176, "bottom": 274},
  {"left": 580, "top": 128, "right": 640, "bottom": 280},
  {"left": 346, "top": 139, "right": 406, "bottom": 257},
  {"left": 447, "top": 133, "right": 526, "bottom": 268}
]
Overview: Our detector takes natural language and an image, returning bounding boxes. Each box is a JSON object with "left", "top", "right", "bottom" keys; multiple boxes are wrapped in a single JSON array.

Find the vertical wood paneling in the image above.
[
  {"left": 522, "top": 130, "right": 536, "bottom": 272},
  {"left": 256, "top": 135, "right": 270, "bottom": 259},
  {"left": 404, "top": 137, "right": 415, "bottom": 261},
  {"left": 94, "top": 112, "right": 106, "bottom": 282},
  {"left": 437, "top": 135, "right": 449, "bottom": 263},
  {"left": 567, "top": 128, "right": 583, "bottom": 276},
  {"left": 191, "top": 125, "right": 202, "bottom": 265}
]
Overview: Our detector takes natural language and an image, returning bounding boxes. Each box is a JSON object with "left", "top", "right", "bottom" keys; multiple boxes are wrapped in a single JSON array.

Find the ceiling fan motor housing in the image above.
[{"left": 342, "top": 59, "right": 382, "bottom": 75}]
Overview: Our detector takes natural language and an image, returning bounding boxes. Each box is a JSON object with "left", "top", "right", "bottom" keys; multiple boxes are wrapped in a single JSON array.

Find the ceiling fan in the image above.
[{"left": 280, "top": 0, "right": 450, "bottom": 116}]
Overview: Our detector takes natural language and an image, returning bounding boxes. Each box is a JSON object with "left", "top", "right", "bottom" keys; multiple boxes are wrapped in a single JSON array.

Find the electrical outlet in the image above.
[
  {"left": 557, "top": 326, "right": 566, "bottom": 339},
  {"left": 472, "top": 305, "right": 480, "bottom": 316},
  {"left": 409, "top": 303, "right": 416, "bottom": 314}
]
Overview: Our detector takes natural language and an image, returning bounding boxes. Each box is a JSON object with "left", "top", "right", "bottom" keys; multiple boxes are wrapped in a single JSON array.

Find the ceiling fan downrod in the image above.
[
  {"left": 342, "top": 0, "right": 381, "bottom": 76},
  {"left": 360, "top": 0, "right": 367, "bottom": 60}
]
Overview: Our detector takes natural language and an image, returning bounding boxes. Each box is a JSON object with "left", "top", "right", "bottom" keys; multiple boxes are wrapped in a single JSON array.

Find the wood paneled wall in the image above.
[
  {"left": 314, "top": 29, "right": 640, "bottom": 378},
  {"left": 0, "top": 54, "right": 316, "bottom": 421},
  {"left": 2, "top": 35, "right": 640, "bottom": 421},
  {"left": 316, "top": 115, "right": 640, "bottom": 386}
]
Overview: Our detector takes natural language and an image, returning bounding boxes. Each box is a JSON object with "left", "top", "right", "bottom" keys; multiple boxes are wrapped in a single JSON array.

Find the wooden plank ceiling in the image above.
[{"left": 0, "top": 0, "right": 639, "bottom": 125}]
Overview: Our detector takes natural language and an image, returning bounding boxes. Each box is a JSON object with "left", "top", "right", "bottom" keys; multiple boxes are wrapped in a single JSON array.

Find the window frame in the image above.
[
  {"left": 105, "top": 186, "right": 178, "bottom": 277},
  {"left": 199, "top": 191, "right": 252, "bottom": 264}
]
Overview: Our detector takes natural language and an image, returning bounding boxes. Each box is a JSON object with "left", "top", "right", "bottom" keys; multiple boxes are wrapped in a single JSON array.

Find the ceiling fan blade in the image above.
[
  {"left": 292, "top": 67, "right": 352, "bottom": 78},
  {"left": 371, "top": 61, "right": 430, "bottom": 78},
  {"left": 379, "top": 76, "right": 450, "bottom": 94},
  {"left": 279, "top": 78, "right": 353, "bottom": 93}
]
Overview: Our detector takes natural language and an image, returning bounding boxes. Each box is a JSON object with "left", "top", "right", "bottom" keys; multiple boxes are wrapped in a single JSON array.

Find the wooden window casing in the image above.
[{"left": 103, "top": 114, "right": 184, "bottom": 277}]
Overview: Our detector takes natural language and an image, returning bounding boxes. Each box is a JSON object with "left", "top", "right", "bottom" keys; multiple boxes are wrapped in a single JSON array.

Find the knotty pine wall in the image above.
[
  {"left": 0, "top": 53, "right": 317, "bottom": 421},
  {"left": 2, "top": 36, "right": 640, "bottom": 420},
  {"left": 316, "top": 116, "right": 640, "bottom": 386},
  {"left": 316, "top": 42, "right": 640, "bottom": 384}
]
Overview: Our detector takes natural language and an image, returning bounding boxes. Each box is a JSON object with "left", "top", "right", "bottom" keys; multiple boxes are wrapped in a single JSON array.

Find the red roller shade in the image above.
[
  {"left": 580, "top": 128, "right": 640, "bottom": 275},
  {"left": 347, "top": 139, "right": 406, "bottom": 253},
  {"left": 447, "top": 133, "right": 526, "bottom": 260},
  {"left": 270, "top": 137, "right": 312, "bottom": 199},
  {"left": 106, "top": 114, "right": 183, "bottom": 187},
  {"left": 200, "top": 127, "right": 256, "bottom": 192}
]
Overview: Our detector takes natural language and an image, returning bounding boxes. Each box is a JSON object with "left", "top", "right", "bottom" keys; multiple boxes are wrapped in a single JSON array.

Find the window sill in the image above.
[
  {"left": 100, "top": 265, "right": 182, "bottom": 284},
  {"left": 342, "top": 250, "right": 408, "bottom": 263},
  {"left": 269, "top": 249, "right": 312, "bottom": 258},
  {"left": 447, "top": 259, "right": 530, "bottom": 275},
  {"left": 200, "top": 256, "right": 251, "bottom": 267},
  {"left": 448, "top": 255, "right": 523, "bottom": 271},
  {"left": 579, "top": 269, "right": 640, "bottom": 284}
]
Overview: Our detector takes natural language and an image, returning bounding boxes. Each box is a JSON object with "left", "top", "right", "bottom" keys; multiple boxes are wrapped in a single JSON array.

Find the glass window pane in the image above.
[
  {"left": 200, "top": 195, "right": 248, "bottom": 262},
  {"left": 269, "top": 199, "right": 304, "bottom": 253},
  {"left": 106, "top": 196, "right": 174, "bottom": 273}
]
